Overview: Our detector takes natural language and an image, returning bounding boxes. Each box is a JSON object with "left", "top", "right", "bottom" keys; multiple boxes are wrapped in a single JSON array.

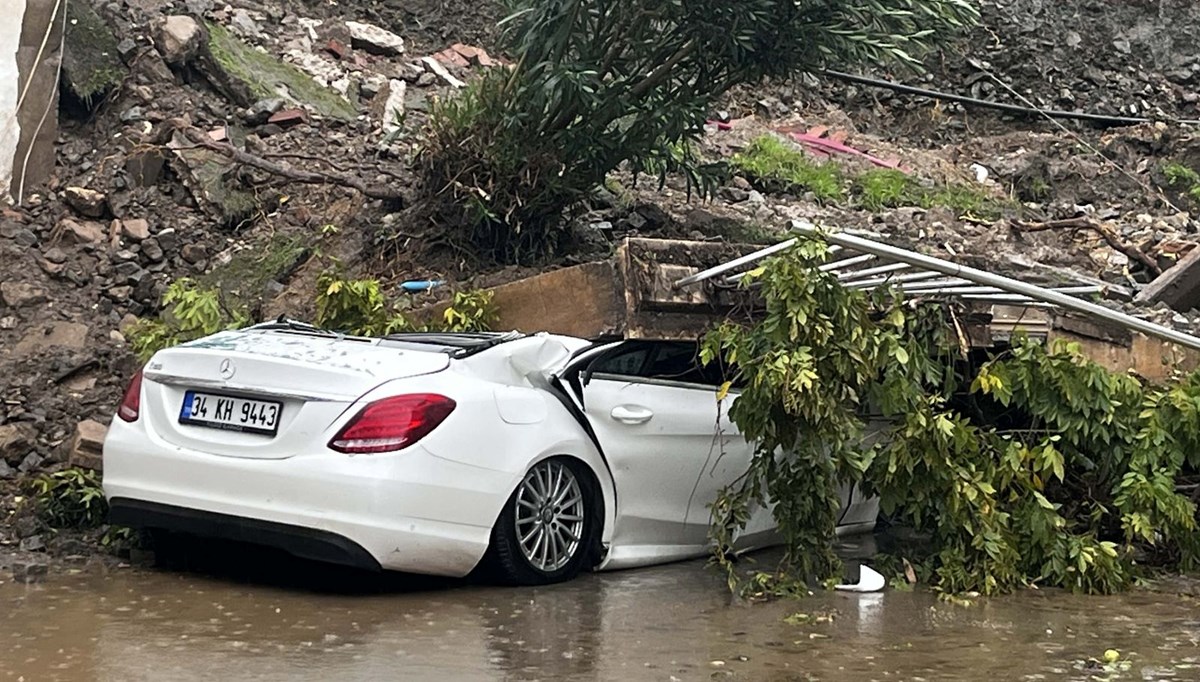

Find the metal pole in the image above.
[
  {"left": 673, "top": 238, "right": 799, "bottom": 288},
  {"left": 844, "top": 271, "right": 943, "bottom": 289},
  {"left": 819, "top": 254, "right": 874, "bottom": 272},
  {"left": 726, "top": 246, "right": 847, "bottom": 285},
  {"left": 897, "top": 278, "right": 973, "bottom": 291},
  {"left": 838, "top": 262, "right": 910, "bottom": 281},
  {"left": 793, "top": 222, "right": 1200, "bottom": 352}
]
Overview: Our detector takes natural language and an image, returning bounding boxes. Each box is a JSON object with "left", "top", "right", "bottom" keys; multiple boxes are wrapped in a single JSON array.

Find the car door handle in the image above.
[{"left": 610, "top": 405, "right": 654, "bottom": 425}]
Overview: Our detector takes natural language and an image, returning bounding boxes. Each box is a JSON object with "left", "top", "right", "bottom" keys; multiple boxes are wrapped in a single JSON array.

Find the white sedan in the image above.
[{"left": 103, "top": 322, "right": 878, "bottom": 585}]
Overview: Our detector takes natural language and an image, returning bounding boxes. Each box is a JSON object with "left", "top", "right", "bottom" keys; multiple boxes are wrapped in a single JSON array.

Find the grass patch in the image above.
[
  {"left": 200, "top": 233, "right": 309, "bottom": 303},
  {"left": 1164, "top": 162, "right": 1200, "bottom": 202},
  {"left": 734, "top": 136, "right": 1003, "bottom": 219},
  {"left": 732, "top": 136, "right": 845, "bottom": 203},
  {"left": 205, "top": 22, "right": 357, "bottom": 120}
]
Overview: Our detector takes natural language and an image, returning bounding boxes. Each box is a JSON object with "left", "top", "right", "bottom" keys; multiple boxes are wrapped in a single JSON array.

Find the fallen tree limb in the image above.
[
  {"left": 1013, "top": 217, "right": 1161, "bottom": 276},
  {"left": 176, "top": 126, "right": 406, "bottom": 203}
]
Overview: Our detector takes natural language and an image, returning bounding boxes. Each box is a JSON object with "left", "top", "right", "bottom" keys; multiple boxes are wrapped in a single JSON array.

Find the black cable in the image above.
[{"left": 819, "top": 69, "right": 1200, "bottom": 128}]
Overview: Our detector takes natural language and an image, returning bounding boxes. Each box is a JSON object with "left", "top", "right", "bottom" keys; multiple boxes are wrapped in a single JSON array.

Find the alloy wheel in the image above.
[{"left": 514, "top": 460, "right": 586, "bottom": 572}]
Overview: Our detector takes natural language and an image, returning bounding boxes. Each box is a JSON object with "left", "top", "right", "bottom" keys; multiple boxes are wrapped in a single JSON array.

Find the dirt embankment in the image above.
[{"left": 4, "top": 0, "right": 1200, "bottom": 571}]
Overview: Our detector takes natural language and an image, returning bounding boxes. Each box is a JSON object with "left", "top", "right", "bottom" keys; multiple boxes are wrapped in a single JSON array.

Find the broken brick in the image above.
[
  {"left": 267, "top": 108, "right": 309, "bottom": 126},
  {"left": 433, "top": 48, "right": 470, "bottom": 69}
]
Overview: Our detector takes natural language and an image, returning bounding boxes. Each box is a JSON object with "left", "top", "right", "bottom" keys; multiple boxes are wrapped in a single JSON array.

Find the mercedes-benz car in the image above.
[{"left": 103, "top": 322, "right": 878, "bottom": 585}]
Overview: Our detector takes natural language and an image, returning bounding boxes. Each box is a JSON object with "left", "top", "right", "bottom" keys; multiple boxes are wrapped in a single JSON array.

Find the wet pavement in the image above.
[{"left": 3, "top": 542, "right": 1200, "bottom": 681}]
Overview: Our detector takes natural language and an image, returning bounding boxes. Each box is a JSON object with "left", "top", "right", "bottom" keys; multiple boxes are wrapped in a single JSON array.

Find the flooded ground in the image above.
[{"left": 3, "top": 540, "right": 1200, "bottom": 682}]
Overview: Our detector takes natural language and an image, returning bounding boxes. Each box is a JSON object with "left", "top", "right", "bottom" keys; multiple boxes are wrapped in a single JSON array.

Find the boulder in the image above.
[
  {"left": 154, "top": 15, "right": 204, "bottom": 65},
  {"left": 67, "top": 420, "right": 107, "bottom": 471},
  {"left": 198, "top": 22, "right": 356, "bottom": 121},
  {"left": 62, "top": 3, "right": 126, "bottom": 105},
  {"left": 344, "top": 21, "right": 405, "bottom": 55}
]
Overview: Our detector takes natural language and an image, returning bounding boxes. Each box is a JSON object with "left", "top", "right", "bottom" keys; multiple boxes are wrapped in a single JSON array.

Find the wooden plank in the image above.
[{"left": 1134, "top": 245, "right": 1200, "bottom": 310}]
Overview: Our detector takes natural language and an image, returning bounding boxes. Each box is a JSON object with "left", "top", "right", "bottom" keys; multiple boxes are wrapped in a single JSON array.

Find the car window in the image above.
[
  {"left": 590, "top": 341, "right": 735, "bottom": 389},
  {"left": 590, "top": 346, "right": 652, "bottom": 376}
]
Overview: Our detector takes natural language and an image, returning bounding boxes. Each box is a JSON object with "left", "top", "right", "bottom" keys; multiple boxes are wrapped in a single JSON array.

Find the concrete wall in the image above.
[{"left": 1, "top": 0, "right": 60, "bottom": 204}]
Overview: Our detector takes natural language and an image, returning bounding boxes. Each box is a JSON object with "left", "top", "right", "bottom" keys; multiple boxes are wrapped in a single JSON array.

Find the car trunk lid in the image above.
[{"left": 139, "top": 330, "right": 451, "bottom": 459}]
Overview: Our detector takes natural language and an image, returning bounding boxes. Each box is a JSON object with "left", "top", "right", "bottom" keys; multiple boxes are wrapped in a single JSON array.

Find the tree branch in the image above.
[
  {"left": 1013, "top": 217, "right": 1161, "bottom": 276},
  {"left": 176, "top": 126, "right": 406, "bottom": 203}
]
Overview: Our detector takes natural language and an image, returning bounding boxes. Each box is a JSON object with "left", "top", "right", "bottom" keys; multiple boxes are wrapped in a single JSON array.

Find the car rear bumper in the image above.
[
  {"left": 109, "top": 498, "right": 383, "bottom": 571},
  {"left": 102, "top": 419, "right": 519, "bottom": 577}
]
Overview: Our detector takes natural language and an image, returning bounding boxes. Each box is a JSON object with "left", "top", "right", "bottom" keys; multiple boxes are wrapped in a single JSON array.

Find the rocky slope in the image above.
[{"left": 4, "top": 0, "right": 1200, "bottom": 565}]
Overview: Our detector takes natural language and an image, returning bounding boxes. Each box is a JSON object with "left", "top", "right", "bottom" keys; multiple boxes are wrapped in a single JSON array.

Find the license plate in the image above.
[{"left": 180, "top": 391, "right": 282, "bottom": 435}]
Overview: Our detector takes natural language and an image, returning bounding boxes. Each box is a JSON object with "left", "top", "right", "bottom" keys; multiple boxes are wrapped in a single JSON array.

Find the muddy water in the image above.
[{"left": 3, "top": 547, "right": 1199, "bottom": 682}]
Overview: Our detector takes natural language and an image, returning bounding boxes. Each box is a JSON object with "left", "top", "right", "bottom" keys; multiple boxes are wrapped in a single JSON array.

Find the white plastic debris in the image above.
[{"left": 834, "top": 564, "right": 886, "bottom": 592}]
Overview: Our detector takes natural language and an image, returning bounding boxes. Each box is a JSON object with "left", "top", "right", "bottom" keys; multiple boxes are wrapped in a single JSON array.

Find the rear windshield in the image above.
[
  {"left": 248, "top": 321, "right": 525, "bottom": 357},
  {"left": 378, "top": 331, "right": 525, "bottom": 357}
]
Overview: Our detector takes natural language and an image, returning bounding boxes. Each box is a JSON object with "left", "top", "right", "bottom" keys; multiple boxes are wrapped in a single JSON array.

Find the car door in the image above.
[{"left": 566, "top": 341, "right": 733, "bottom": 549}]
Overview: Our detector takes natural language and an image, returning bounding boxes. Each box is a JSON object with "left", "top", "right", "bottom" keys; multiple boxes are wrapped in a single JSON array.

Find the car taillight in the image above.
[
  {"left": 118, "top": 368, "right": 144, "bottom": 422},
  {"left": 329, "top": 394, "right": 456, "bottom": 454}
]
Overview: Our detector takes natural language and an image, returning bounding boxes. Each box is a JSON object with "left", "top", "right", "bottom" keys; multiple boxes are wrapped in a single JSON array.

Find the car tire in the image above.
[{"left": 485, "top": 457, "right": 599, "bottom": 586}]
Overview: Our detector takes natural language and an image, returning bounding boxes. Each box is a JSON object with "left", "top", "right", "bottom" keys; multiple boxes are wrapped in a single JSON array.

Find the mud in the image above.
[{"left": 3, "top": 542, "right": 1200, "bottom": 681}]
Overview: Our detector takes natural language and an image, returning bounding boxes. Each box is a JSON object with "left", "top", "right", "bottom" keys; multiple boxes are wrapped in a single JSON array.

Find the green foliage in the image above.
[
  {"left": 315, "top": 271, "right": 396, "bottom": 335},
  {"left": 129, "top": 279, "right": 249, "bottom": 361},
  {"left": 704, "top": 239, "right": 1200, "bottom": 598},
  {"left": 734, "top": 138, "right": 1002, "bottom": 217},
  {"left": 441, "top": 290, "right": 499, "bottom": 332},
  {"left": 316, "top": 271, "right": 497, "bottom": 336},
  {"left": 732, "top": 136, "right": 845, "bottom": 202},
  {"left": 415, "top": 0, "right": 978, "bottom": 262},
  {"left": 30, "top": 468, "right": 108, "bottom": 529},
  {"left": 1163, "top": 162, "right": 1200, "bottom": 202}
]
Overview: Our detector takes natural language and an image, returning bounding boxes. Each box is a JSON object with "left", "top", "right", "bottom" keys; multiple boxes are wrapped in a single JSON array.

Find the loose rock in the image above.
[
  {"left": 373, "top": 79, "right": 407, "bottom": 134},
  {"left": 120, "top": 218, "right": 151, "bottom": 241},
  {"left": 10, "top": 561, "right": 49, "bottom": 584},
  {"left": 155, "top": 15, "right": 204, "bottom": 65},
  {"left": 0, "top": 423, "right": 38, "bottom": 465},
  {"left": 68, "top": 420, "right": 108, "bottom": 471},
  {"left": 1, "top": 281, "right": 49, "bottom": 308},
  {"left": 55, "top": 218, "right": 107, "bottom": 245},
  {"left": 344, "top": 21, "right": 406, "bottom": 55},
  {"left": 63, "top": 187, "right": 108, "bottom": 218}
]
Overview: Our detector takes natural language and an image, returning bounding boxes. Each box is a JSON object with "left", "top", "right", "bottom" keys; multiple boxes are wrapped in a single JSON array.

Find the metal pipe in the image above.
[
  {"left": 897, "top": 278, "right": 973, "bottom": 291},
  {"left": 819, "top": 254, "right": 874, "bottom": 272},
  {"left": 725, "top": 245, "right": 847, "bottom": 284},
  {"left": 910, "top": 285, "right": 1102, "bottom": 296},
  {"left": 673, "top": 238, "right": 797, "bottom": 289},
  {"left": 792, "top": 222, "right": 1200, "bottom": 352},
  {"left": 844, "top": 271, "right": 943, "bottom": 289},
  {"left": 838, "top": 262, "right": 910, "bottom": 282}
]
